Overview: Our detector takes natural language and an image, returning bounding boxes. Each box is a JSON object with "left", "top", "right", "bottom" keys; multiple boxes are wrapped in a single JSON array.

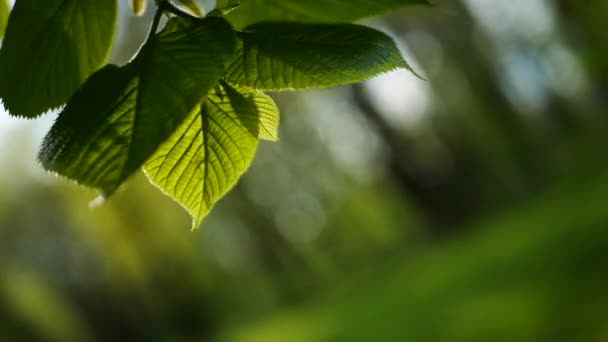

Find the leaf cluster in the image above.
[{"left": 0, "top": 0, "right": 425, "bottom": 227}]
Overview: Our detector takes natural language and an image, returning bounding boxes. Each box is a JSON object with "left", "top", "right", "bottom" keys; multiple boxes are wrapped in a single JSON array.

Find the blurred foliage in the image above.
[
  {"left": 225, "top": 174, "right": 608, "bottom": 342},
  {"left": 1, "top": 0, "right": 607, "bottom": 341}
]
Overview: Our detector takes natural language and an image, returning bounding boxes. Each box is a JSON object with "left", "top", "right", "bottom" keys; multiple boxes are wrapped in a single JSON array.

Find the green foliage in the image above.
[
  {"left": 38, "top": 16, "right": 239, "bottom": 197},
  {"left": 145, "top": 83, "right": 279, "bottom": 227},
  {"left": 224, "top": 22, "right": 410, "bottom": 90},
  {"left": 0, "top": 0, "right": 117, "bottom": 117},
  {"left": 225, "top": 0, "right": 429, "bottom": 27},
  {"left": 0, "top": 0, "right": 420, "bottom": 227},
  {"left": 226, "top": 175, "right": 608, "bottom": 342},
  {"left": 129, "top": 0, "right": 147, "bottom": 16},
  {"left": 176, "top": 0, "right": 204, "bottom": 17},
  {"left": 0, "top": 0, "right": 8, "bottom": 38}
]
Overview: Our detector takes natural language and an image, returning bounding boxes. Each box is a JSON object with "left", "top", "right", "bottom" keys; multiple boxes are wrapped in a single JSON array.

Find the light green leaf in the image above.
[
  {"left": 0, "top": 0, "right": 117, "bottom": 117},
  {"left": 223, "top": 22, "right": 409, "bottom": 90},
  {"left": 144, "top": 83, "right": 279, "bottom": 228},
  {"left": 0, "top": 0, "right": 8, "bottom": 38},
  {"left": 38, "top": 17, "right": 239, "bottom": 197},
  {"left": 226, "top": 0, "right": 429, "bottom": 27},
  {"left": 208, "top": 1, "right": 240, "bottom": 17},
  {"left": 176, "top": 0, "right": 204, "bottom": 17},
  {"left": 130, "top": 0, "right": 147, "bottom": 16}
]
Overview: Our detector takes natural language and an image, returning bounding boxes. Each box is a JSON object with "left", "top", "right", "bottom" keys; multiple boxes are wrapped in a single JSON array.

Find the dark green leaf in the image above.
[
  {"left": 224, "top": 22, "right": 409, "bottom": 90},
  {"left": 0, "top": 0, "right": 117, "bottom": 117},
  {"left": 226, "top": 0, "right": 429, "bottom": 27},
  {"left": 38, "top": 17, "right": 239, "bottom": 197},
  {"left": 145, "top": 83, "right": 279, "bottom": 227}
]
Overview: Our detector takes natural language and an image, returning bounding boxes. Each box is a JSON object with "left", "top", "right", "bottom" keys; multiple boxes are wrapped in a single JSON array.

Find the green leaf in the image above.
[
  {"left": 38, "top": 17, "right": 239, "bottom": 197},
  {"left": 176, "top": 0, "right": 204, "bottom": 17},
  {"left": 144, "top": 83, "right": 279, "bottom": 228},
  {"left": 0, "top": 0, "right": 117, "bottom": 117},
  {"left": 216, "top": 0, "right": 238, "bottom": 8},
  {"left": 0, "top": 0, "right": 8, "bottom": 38},
  {"left": 207, "top": 2, "right": 240, "bottom": 17},
  {"left": 129, "top": 0, "right": 147, "bottom": 16},
  {"left": 226, "top": 0, "right": 429, "bottom": 27},
  {"left": 223, "top": 22, "right": 409, "bottom": 90}
]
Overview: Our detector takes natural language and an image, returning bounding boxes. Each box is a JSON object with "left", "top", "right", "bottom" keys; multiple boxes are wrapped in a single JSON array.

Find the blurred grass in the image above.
[
  {"left": 224, "top": 172, "right": 608, "bottom": 342},
  {"left": 0, "top": 268, "right": 91, "bottom": 342}
]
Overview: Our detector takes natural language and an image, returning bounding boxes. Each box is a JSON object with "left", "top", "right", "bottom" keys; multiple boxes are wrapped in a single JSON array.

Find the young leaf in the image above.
[
  {"left": 223, "top": 22, "right": 409, "bottom": 90},
  {"left": 0, "top": 0, "right": 117, "bottom": 117},
  {"left": 176, "top": 0, "right": 204, "bottom": 17},
  {"left": 144, "top": 83, "right": 279, "bottom": 228},
  {"left": 226, "top": 0, "right": 429, "bottom": 27},
  {"left": 0, "top": 0, "right": 8, "bottom": 38},
  {"left": 130, "top": 0, "right": 147, "bottom": 16},
  {"left": 38, "top": 17, "right": 239, "bottom": 197},
  {"left": 207, "top": 0, "right": 240, "bottom": 17}
]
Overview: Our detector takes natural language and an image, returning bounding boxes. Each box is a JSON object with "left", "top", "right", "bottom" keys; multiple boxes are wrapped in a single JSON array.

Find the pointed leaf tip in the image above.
[
  {"left": 145, "top": 84, "right": 279, "bottom": 227},
  {"left": 224, "top": 22, "right": 410, "bottom": 91},
  {"left": 177, "top": 0, "right": 204, "bottom": 17}
]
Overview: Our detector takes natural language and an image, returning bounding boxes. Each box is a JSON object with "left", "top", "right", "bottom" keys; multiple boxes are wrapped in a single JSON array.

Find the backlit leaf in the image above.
[
  {"left": 145, "top": 83, "right": 279, "bottom": 228},
  {"left": 38, "top": 17, "right": 239, "bottom": 197},
  {"left": 226, "top": 0, "right": 429, "bottom": 27},
  {"left": 176, "top": 0, "right": 203, "bottom": 17},
  {"left": 0, "top": 0, "right": 8, "bottom": 38},
  {"left": 0, "top": 0, "right": 117, "bottom": 117},
  {"left": 207, "top": 1, "right": 240, "bottom": 17},
  {"left": 130, "top": 0, "right": 147, "bottom": 16},
  {"left": 224, "top": 22, "right": 409, "bottom": 90}
]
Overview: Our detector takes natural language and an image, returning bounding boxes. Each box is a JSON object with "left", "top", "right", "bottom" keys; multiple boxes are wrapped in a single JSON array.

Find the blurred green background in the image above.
[{"left": 1, "top": 0, "right": 608, "bottom": 341}]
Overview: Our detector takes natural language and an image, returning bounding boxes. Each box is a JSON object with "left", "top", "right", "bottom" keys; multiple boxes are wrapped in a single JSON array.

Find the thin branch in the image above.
[{"left": 146, "top": 0, "right": 167, "bottom": 43}]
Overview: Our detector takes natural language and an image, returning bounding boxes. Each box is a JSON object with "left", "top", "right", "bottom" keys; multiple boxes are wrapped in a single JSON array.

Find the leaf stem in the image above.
[{"left": 146, "top": 0, "right": 166, "bottom": 42}]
